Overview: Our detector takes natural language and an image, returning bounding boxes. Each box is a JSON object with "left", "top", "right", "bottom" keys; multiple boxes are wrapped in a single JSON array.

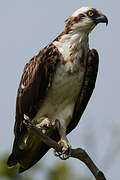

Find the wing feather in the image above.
[
  {"left": 8, "top": 43, "right": 61, "bottom": 170},
  {"left": 67, "top": 49, "right": 99, "bottom": 134},
  {"left": 14, "top": 43, "right": 60, "bottom": 138}
]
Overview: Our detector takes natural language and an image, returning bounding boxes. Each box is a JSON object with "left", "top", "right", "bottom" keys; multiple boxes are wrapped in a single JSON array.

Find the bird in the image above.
[{"left": 7, "top": 7, "right": 108, "bottom": 173}]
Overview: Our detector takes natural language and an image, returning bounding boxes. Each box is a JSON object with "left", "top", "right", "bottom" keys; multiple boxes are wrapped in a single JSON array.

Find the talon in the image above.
[
  {"left": 39, "top": 118, "right": 59, "bottom": 131},
  {"left": 42, "top": 129, "right": 47, "bottom": 134},
  {"left": 24, "top": 114, "right": 30, "bottom": 120},
  {"left": 24, "top": 117, "right": 59, "bottom": 135},
  {"left": 23, "top": 119, "right": 33, "bottom": 127},
  {"left": 53, "top": 139, "right": 71, "bottom": 160},
  {"left": 39, "top": 117, "right": 52, "bottom": 129},
  {"left": 51, "top": 120, "right": 56, "bottom": 126},
  {"left": 53, "top": 149, "right": 62, "bottom": 157},
  {"left": 23, "top": 115, "right": 34, "bottom": 127},
  {"left": 35, "top": 117, "right": 58, "bottom": 134}
]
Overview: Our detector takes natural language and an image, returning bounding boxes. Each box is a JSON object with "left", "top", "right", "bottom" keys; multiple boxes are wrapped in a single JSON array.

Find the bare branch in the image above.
[{"left": 24, "top": 120, "right": 106, "bottom": 180}]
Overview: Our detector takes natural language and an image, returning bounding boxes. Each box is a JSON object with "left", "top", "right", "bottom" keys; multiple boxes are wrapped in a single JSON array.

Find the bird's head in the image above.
[{"left": 65, "top": 7, "right": 108, "bottom": 33}]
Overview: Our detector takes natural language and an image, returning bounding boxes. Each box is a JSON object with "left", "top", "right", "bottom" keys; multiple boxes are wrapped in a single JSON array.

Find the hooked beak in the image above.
[{"left": 95, "top": 15, "right": 108, "bottom": 26}]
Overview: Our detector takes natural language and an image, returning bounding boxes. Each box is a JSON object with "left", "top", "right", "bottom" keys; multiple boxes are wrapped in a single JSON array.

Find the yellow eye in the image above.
[{"left": 88, "top": 10, "right": 94, "bottom": 17}]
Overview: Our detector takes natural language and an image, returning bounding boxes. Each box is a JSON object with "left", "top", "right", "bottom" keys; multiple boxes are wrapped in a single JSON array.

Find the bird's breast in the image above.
[{"left": 33, "top": 60, "right": 86, "bottom": 127}]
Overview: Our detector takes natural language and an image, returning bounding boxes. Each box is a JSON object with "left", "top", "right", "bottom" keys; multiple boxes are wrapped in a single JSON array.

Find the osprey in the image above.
[{"left": 8, "top": 7, "right": 108, "bottom": 173}]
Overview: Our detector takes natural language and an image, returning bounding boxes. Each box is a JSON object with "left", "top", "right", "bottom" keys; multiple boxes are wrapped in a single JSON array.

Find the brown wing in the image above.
[
  {"left": 7, "top": 44, "right": 61, "bottom": 171},
  {"left": 14, "top": 43, "right": 60, "bottom": 138},
  {"left": 66, "top": 49, "right": 99, "bottom": 134}
]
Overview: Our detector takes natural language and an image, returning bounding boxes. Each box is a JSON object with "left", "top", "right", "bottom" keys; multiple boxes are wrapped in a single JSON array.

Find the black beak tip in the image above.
[
  {"left": 104, "top": 16, "right": 108, "bottom": 26},
  {"left": 95, "top": 15, "right": 108, "bottom": 26}
]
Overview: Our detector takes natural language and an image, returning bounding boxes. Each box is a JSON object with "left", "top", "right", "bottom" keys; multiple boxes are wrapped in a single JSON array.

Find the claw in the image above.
[
  {"left": 23, "top": 118, "right": 47, "bottom": 132},
  {"left": 54, "top": 149, "right": 71, "bottom": 160},
  {"left": 23, "top": 117, "right": 59, "bottom": 135},
  {"left": 23, "top": 119, "right": 33, "bottom": 127},
  {"left": 53, "top": 139, "right": 71, "bottom": 160},
  {"left": 54, "top": 149, "right": 63, "bottom": 157},
  {"left": 38, "top": 118, "right": 57, "bottom": 134}
]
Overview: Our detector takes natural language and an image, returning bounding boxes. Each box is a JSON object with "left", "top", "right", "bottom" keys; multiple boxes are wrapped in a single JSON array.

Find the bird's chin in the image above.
[{"left": 88, "top": 24, "right": 96, "bottom": 33}]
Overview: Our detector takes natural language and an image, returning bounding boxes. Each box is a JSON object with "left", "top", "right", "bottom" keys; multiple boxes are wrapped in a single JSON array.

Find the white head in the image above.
[
  {"left": 53, "top": 7, "right": 108, "bottom": 63},
  {"left": 65, "top": 7, "right": 108, "bottom": 33}
]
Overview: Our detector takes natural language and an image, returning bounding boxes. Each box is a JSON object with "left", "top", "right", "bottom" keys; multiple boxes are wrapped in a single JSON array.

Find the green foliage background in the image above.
[{"left": 0, "top": 153, "right": 91, "bottom": 180}]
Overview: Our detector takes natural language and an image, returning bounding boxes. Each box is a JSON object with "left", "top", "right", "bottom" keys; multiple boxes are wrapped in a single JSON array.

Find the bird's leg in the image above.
[
  {"left": 54, "top": 120, "right": 71, "bottom": 160},
  {"left": 24, "top": 115, "right": 71, "bottom": 159}
]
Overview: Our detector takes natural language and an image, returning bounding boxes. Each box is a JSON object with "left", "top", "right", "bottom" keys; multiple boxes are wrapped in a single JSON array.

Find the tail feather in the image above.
[
  {"left": 19, "top": 167, "right": 26, "bottom": 173},
  {"left": 7, "top": 135, "right": 50, "bottom": 173},
  {"left": 8, "top": 128, "right": 60, "bottom": 173},
  {"left": 18, "top": 143, "right": 50, "bottom": 173},
  {"left": 7, "top": 153, "right": 17, "bottom": 168}
]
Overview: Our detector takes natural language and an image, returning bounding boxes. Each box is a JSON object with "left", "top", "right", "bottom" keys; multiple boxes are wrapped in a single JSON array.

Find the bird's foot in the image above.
[
  {"left": 23, "top": 115, "right": 50, "bottom": 132},
  {"left": 23, "top": 115, "right": 60, "bottom": 134},
  {"left": 23, "top": 114, "right": 34, "bottom": 128},
  {"left": 54, "top": 139, "right": 71, "bottom": 160},
  {"left": 36, "top": 118, "right": 59, "bottom": 134}
]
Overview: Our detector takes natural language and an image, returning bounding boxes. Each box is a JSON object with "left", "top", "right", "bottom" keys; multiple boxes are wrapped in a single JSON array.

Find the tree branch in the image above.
[{"left": 24, "top": 120, "right": 106, "bottom": 180}]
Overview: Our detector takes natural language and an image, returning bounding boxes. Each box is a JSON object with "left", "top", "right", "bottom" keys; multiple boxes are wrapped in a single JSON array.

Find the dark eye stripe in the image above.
[{"left": 79, "top": 14, "right": 86, "bottom": 18}]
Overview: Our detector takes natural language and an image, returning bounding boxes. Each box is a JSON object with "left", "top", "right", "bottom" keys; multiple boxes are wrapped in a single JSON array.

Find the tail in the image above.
[
  {"left": 7, "top": 153, "right": 17, "bottom": 168},
  {"left": 8, "top": 126, "right": 60, "bottom": 173},
  {"left": 7, "top": 133, "right": 50, "bottom": 173}
]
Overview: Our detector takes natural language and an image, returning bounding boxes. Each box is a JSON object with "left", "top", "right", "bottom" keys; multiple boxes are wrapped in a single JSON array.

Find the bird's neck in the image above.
[{"left": 53, "top": 30, "right": 89, "bottom": 62}]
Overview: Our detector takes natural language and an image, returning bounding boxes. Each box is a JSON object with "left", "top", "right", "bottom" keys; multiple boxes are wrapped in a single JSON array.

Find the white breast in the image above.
[
  {"left": 33, "top": 62, "right": 85, "bottom": 127},
  {"left": 33, "top": 31, "right": 88, "bottom": 127}
]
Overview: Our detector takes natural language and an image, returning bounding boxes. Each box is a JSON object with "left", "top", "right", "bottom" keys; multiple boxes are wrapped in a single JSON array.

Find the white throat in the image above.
[{"left": 53, "top": 30, "right": 89, "bottom": 61}]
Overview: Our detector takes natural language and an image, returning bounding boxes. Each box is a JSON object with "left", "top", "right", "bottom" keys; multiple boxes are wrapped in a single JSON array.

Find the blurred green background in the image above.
[{"left": 0, "top": 154, "right": 91, "bottom": 180}]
